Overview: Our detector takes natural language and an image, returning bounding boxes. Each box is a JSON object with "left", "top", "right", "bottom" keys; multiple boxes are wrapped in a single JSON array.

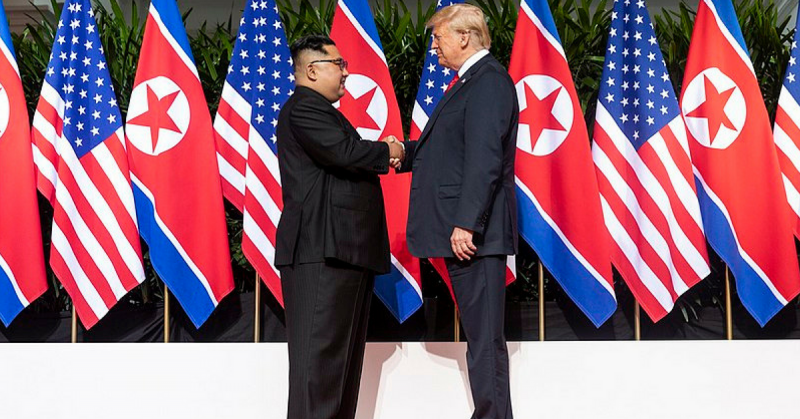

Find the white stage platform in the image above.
[{"left": 0, "top": 341, "right": 795, "bottom": 418}]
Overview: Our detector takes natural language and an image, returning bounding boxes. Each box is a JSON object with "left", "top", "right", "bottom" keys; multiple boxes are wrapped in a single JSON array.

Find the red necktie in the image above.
[{"left": 446, "top": 74, "right": 460, "bottom": 92}]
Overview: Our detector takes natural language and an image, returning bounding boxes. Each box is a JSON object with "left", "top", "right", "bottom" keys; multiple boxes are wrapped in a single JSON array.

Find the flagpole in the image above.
[
  {"left": 164, "top": 284, "right": 170, "bottom": 343},
  {"left": 634, "top": 301, "right": 641, "bottom": 341},
  {"left": 454, "top": 307, "right": 460, "bottom": 342},
  {"left": 725, "top": 267, "right": 733, "bottom": 340},
  {"left": 538, "top": 263, "right": 545, "bottom": 342},
  {"left": 254, "top": 273, "right": 261, "bottom": 343},
  {"left": 71, "top": 305, "right": 77, "bottom": 343}
]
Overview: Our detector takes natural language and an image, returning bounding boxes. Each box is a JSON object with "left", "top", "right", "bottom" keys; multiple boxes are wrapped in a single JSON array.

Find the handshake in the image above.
[{"left": 381, "top": 135, "right": 405, "bottom": 170}]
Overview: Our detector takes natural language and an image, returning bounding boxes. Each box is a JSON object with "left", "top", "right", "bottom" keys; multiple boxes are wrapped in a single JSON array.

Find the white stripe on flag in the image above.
[
  {"left": 131, "top": 175, "right": 219, "bottom": 305},
  {"left": 515, "top": 177, "right": 615, "bottom": 297},
  {"left": 214, "top": 113, "right": 250, "bottom": 159},
  {"left": 337, "top": 0, "right": 388, "bottom": 66},
  {"left": 411, "top": 102, "right": 429, "bottom": 135},
  {"left": 242, "top": 211, "right": 280, "bottom": 277},
  {"left": 92, "top": 135, "right": 139, "bottom": 225},
  {"left": 521, "top": 0, "right": 566, "bottom": 59},
  {"left": 783, "top": 174, "right": 800, "bottom": 219},
  {"left": 390, "top": 253, "right": 422, "bottom": 298},
  {"left": 50, "top": 224, "right": 110, "bottom": 319},
  {"left": 693, "top": 169, "right": 788, "bottom": 304},
  {"left": 596, "top": 105, "right": 706, "bottom": 284},
  {"left": 774, "top": 125, "right": 800, "bottom": 175},
  {"left": 0, "top": 254, "right": 29, "bottom": 306},
  {"left": 221, "top": 82, "right": 253, "bottom": 123},
  {"left": 244, "top": 166, "right": 281, "bottom": 227},
  {"left": 593, "top": 143, "right": 686, "bottom": 294},
  {"left": 600, "top": 196, "right": 674, "bottom": 312},
  {"left": 248, "top": 129, "right": 282, "bottom": 187},
  {"left": 31, "top": 143, "right": 57, "bottom": 190},
  {"left": 53, "top": 172, "right": 128, "bottom": 299},
  {"left": 148, "top": 4, "right": 199, "bottom": 80},
  {"left": 218, "top": 152, "right": 247, "bottom": 195}
]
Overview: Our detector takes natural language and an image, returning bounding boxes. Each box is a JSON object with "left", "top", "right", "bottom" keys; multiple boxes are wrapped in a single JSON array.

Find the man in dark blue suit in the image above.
[{"left": 394, "top": 4, "right": 518, "bottom": 419}]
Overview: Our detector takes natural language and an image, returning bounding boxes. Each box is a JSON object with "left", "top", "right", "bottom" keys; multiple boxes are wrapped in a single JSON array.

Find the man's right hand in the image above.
[{"left": 382, "top": 135, "right": 405, "bottom": 163}]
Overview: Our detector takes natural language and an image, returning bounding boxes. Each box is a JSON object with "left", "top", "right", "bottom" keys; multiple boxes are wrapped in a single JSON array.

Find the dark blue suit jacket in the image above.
[{"left": 399, "top": 54, "right": 519, "bottom": 258}]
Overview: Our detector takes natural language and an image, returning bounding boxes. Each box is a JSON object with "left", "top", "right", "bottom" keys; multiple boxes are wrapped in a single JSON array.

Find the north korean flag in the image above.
[
  {"left": 331, "top": 0, "right": 422, "bottom": 322},
  {"left": 0, "top": 0, "right": 47, "bottom": 326},
  {"left": 681, "top": 0, "right": 800, "bottom": 326},
  {"left": 509, "top": 0, "right": 616, "bottom": 326},
  {"left": 125, "top": 0, "right": 234, "bottom": 327}
]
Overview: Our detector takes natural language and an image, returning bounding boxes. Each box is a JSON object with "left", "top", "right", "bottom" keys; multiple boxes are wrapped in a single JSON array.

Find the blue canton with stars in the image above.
[
  {"left": 45, "top": 0, "right": 121, "bottom": 159},
  {"left": 781, "top": 7, "right": 800, "bottom": 100},
  {"left": 413, "top": 0, "right": 462, "bottom": 121},
  {"left": 598, "top": 0, "right": 679, "bottom": 149},
  {"left": 226, "top": 0, "right": 293, "bottom": 153}
]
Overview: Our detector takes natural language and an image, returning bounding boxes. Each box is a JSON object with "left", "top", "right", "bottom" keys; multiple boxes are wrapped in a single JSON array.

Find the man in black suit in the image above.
[
  {"left": 275, "top": 35, "right": 405, "bottom": 419},
  {"left": 393, "top": 4, "right": 518, "bottom": 419}
]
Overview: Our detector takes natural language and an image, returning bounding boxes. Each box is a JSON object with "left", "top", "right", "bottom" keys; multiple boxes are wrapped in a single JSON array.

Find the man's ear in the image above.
[
  {"left": 459, "top": 31, "right": 470, "bottom": 48},
  {"left": 305, "top": 63, "right": 318, "bottom": 82}
]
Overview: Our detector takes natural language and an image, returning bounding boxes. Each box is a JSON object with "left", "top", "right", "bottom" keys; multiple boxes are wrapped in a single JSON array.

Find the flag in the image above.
[
  {"left": 331, "top": 0, "right": 422, "bottom": 322},
  {"left": 774, "top": 2, "right": 800, "bottom": 238},
  {"left": 31, "top": 0, "right": 145, "bottom": 329},
  {"left": 509, "top": 0, "right": 615, "bottom": 326},
  {"left": 126, "top": 0, "right": 234, "bottom": 327},
  {"left": 681, "top": 0, "right": 800, "bottom": 326},
  {"left": 592, "top": 0, "right": 710, "bottom": 322},
  {"left": 214, "top": 0, "right": 293, "bottom": 305},
  {"left": 412, "top": 0, "right": 516, "bottom": 303},
  {"left": 0, "top": 0, "right": 47, "bottom": 326}
]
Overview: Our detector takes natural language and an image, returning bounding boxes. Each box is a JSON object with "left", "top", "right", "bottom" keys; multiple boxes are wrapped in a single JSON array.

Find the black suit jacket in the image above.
[
  {"left": 274, "top": 86, "right": 392, "bottom": 274},
  {"left": 399, "top": 54, "right": 519, "bottom": 258}
]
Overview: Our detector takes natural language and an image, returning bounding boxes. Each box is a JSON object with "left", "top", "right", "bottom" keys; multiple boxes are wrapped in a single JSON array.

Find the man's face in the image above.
[
  {"left": 431, "top": 24, "right": 462, "bottom": 71},
  {"left": 308, "top": 45, "right": 349, "bottom": 102}
]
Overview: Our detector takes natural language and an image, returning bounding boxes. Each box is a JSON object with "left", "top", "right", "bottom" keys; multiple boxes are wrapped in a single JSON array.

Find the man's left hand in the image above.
[{"left": 451, "top": 227, "right": 477, "bottom": 261}]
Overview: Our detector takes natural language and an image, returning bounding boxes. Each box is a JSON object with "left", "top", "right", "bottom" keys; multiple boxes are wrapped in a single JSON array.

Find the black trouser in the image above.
[
  {"left": 280, "top": 260, "right": 374, "bottom": 419},
  {"left": 446, "top": 255, "right": 513, "bottom": 419}
]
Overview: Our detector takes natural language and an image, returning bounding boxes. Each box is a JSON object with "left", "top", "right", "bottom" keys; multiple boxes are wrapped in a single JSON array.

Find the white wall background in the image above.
[{"left": 0, "top": 341, "right": 798, "bottom": 419}]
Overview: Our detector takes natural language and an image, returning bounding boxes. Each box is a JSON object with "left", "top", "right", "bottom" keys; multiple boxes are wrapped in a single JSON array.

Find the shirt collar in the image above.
[{"left": 457, "top": 49, "right": 489, "bottom": 78}]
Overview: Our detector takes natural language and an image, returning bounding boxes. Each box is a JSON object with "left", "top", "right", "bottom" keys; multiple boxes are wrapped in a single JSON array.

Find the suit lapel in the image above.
[{"left": 415, "top": 54, "right": 494, "bottom": 151}]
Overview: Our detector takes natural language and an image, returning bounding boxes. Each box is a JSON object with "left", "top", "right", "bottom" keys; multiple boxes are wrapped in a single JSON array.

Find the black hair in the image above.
[{"left": 290, "top": 35, "right": 336, "bottom": 70}]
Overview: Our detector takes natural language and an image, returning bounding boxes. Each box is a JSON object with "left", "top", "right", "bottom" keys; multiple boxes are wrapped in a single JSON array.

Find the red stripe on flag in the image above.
[
  {"left": 244, "top": 151, "right": 283, "bottom": 211},
  {"left": 48, "top": 250, "right": 101, "bottom": 329},
  {"left": 595, "top": 130, "right": 685, "bottom": 297},
  {"left": 242, "top": 234, "right": 283, "bottom": 305}
]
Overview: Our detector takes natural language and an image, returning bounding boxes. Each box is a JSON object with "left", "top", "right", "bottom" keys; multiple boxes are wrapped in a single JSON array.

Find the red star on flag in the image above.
[
  {"left": 128, "top": 85, "right": 183, "bottom": 150},
  {"left": 686, "top": 75, "right": 737, "bottom": 144},
  {"left": 519, "top": 83, "right": 566, "bottom": 143},
  {"left": 340, "top": 86, "right": 380, "bottom": 131}
]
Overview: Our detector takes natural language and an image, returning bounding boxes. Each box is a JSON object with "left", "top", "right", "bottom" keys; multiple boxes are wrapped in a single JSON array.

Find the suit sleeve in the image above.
[
  {"left": 454, "top": 71, "right": 514, "bottom": 234},
  {"left": 290, "top": 98, "right": 390, "bottom": 175},
  {"left": 395, "top": 140, "right": 418, "bottom": 173}
]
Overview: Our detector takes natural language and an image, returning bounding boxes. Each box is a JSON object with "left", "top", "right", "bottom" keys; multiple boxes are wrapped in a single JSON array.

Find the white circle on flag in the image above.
[
  {"left": 515, "top": 74, "right": 573, "bottom": 156},
  {"left": 126, "top": 76, "right": 191, "bottom": 156},
  {"left": 681, "top": 67, "right": 746, "bottom": 150},
  {"left": 0, "top": 84, "right": 10, "bottom": 140},
  {"left": 334, "top": 73, "right": 388, "bottom": 141}
]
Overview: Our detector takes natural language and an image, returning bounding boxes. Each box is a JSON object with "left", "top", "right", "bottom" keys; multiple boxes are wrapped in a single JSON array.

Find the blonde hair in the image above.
[{"left": 427, "top": 4, "right": 491, "bottom": 50}]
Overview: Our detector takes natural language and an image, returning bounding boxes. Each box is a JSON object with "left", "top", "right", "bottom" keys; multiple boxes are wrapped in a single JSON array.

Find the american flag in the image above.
[
  {"left": 412, "top": 0, "right": 516, "bottom": 297},
  {"left": 214, "top": 0, "right": 293, "bottom": 304},
  {"left": 31, "top": 0, "right": 145, "bottom": 329},
  {"left": 774, "top": 3, "right": 800, "bottom": 238},
  {"left": 410, "top": 0, "right": 461, "bottom": 140},
  {"left": 592, "top": 0, "right": 709, "bottom": 322}
]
